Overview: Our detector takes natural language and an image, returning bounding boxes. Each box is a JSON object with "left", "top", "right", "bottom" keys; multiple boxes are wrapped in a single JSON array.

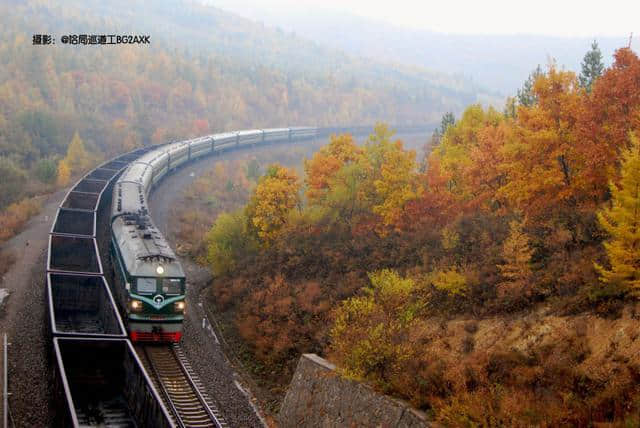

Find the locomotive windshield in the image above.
[
  {"left": 137, "top": 277, "right": 156, "bottom": 294},
  {"left": 162, "top": 278, "right": 183, "bottom": 295}
]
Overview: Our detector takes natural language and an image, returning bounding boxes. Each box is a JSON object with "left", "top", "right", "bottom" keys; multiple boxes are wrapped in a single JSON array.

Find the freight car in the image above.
[{"left": 47, "top": 147, "right": 176, "bottom": 427}]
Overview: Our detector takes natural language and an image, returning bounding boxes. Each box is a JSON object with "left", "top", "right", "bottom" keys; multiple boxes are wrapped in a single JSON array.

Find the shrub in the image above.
[
  {"left": 34, "top": 157, "right": 58, "bottom": 183},
  {"left": 0, "top": 197, "right": 42, "bottom": 243}
]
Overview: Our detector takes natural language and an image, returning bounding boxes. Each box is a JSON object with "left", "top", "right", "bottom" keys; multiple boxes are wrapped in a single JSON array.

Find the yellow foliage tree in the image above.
[
  {"left": 245, "top": 164, "right": 300, "bottom": 244},
  {"left": 497, "top": 219, "right": 534, "bottom": 298},
  {"left": 56, "top": 159, "right": 71, "bottom": 186},
  {"left": 57, "top": 132, "right": 93, "bottom": 186},
  {"left": 595, "top": 133, "right": 640, "bottom": 291},
  {"left": 63, "top": 131, "right": 92, "bottom": 177},
  {"left": 372, "top": 140, "right": 419, "bottom": 228},
  {"left": 441, "top": 225, "right": 460, "bottom": 250},
  {"left": 330, "top": 269, "right": 418, "bottom": 390},
  {"left": 429, "top": 105, "right": 503, "bottom": 198},
  {"left": 430, "top": 268, "right": 468, "bottom": 296}
]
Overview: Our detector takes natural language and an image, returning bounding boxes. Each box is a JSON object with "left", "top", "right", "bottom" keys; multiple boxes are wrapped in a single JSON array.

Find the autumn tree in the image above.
[
  {"left": 304, "top": 133, "right": 363, "bottom": 202},
  {"left": 372, "top": 140, "right": 419, "bottom": 228},
  {"left": 578, "top": 48, "right": 640, "bottom": 199},
  {"left": 498, "top": 66, "right": 584, "bottom": 220},
  {"left": 579, "top": 40, "right": 604, "bottom": 93},
  {"left": 245, "top": 164, "right": 301, "bottom": 244},
  {"left": 364, "top": 123, "right": 399, "bottom": 171},
  {"left": 56, "top": 159, "right": 71, "bottom": 187},
  {"left": 319, "top": 160, "right": 371, "bottom": 228},
  {"left": 305, "top": 125, "right": 421, "bottom": 230},
  {"left": 594, "top": 133, "right": 640, "bottom": 291},
  {"left": 330, "top": 269, "right": 418, "bottom": 390},
  {"left": 237, "top": 275, "right": 330, "bottom": 366},
  {"left": 463, "top": 121, "right": 511, "bottom": 210},
  {"left": 58, "top": 132, "right": 92, "bottom": 184},
  {"left": 497, "top": 219, "right": 534, "bottom": 299},
  {"left": 428, "top": 268, "right": 468, "bottom": 296},
  {"left": 428, "top": 105, "right": 503, "bottom": 201},
  {"left": 402, "top": 155, "right": 458, "bottom": 233}
]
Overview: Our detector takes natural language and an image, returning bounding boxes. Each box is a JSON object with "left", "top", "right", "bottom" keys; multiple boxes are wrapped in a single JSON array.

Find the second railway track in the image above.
[{"left": 136, "top": 344, "right": 227, "bottom": 428}]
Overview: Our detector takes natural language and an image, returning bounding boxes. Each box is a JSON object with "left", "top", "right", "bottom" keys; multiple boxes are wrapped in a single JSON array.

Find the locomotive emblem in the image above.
[{"left": 153, "top": 295, "right": 165, "bottom": 306}]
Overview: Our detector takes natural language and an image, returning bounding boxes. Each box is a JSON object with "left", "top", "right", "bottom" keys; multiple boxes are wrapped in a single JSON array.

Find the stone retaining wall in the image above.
[{"left": 279, "top": 353, "right": 431, "bottom": 427}]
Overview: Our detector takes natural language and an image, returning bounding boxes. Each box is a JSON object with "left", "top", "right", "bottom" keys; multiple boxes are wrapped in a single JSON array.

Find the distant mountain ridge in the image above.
[{"left": 206, "top": 1, "right": 633, "bottom": 94}]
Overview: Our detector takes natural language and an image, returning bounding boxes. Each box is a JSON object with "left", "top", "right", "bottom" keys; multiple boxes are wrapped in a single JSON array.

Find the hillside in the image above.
[
  {"left": 0, "top": 0, "right": 500, "bottom": 214},
  {"left": 178, "top": 46, "right": 640, "bottom": 424}
]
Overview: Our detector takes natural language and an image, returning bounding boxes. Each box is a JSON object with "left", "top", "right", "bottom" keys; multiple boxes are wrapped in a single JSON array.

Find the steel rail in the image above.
[{"left": 141, "top": 345, "right": 224, "bottom": 428}]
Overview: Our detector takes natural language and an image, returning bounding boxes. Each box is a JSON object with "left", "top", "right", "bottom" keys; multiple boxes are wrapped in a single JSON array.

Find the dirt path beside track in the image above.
[{"left": 0, "top": 188, "right": 66, "bottom": 427}]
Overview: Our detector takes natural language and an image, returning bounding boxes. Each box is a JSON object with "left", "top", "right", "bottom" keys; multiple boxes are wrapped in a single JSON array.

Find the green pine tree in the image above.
[
  {"left": 579, "top": 40, "right": 604, "bottom": 93},
  {"left": 439, "top": 112, "right": 456, "bottom": 135},
  {"left": 516, "top": 65, "right": 542, "bottom": 107}
]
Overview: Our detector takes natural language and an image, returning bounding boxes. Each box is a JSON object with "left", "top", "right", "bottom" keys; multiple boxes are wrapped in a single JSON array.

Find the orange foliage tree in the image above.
[
  {"left": 497, "top": 67, "right": 584, "bottom": 221},
  {"left": 304, "top": 133, "right": 363, "bottom": 202},
  {"left": 578, "top": 48, "right": 640, "bottom": 201}
]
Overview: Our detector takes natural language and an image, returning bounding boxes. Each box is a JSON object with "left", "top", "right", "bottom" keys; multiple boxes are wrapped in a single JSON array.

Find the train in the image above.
[{"left": 109, "top": 127, "right": 317, "bottom": 343}]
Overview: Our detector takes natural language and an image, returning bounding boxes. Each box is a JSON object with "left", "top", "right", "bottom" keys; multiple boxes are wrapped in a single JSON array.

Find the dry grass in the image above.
[
  {"left": 0, "top": 197, "right": 42, "bottom": 244},
  {"left": 385, "top": 305, "right": 640, "bottom": 425},
  {"left": 0, "top": 197, "right": 42, "bottom": 276}
]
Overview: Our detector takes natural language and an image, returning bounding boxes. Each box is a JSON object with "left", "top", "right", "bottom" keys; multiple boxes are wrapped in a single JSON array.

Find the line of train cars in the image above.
[
  {"left": 46, "top": 127, "right": 317, "bottom": 427},
  {"left": 109, "top": 127, "right": 316, "bottom": 342}
]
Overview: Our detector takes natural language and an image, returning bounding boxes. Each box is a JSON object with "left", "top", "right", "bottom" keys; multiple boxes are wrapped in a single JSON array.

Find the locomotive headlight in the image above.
[
  {"left": 130, "top": 300, "right": 142, "bottom": 311},
  {"left": 175, "top": 301, "right": 186, "bottom": 312},
  {"left": 156, "top": 265, "right": 164, "bottom": 275}
]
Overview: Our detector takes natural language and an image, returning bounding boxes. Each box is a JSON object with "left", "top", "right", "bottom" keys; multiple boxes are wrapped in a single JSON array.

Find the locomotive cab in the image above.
[
  {"left": 126, "top": 270, "right": 186, "bottom": 342},
  {"left": 110, "top": 207, "right": 187, "bottom": 343}
]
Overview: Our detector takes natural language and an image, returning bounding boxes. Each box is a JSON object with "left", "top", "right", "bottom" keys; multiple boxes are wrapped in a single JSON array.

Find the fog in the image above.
[{"left": 206, "top": 0, "right": 638, "bottom": 93}]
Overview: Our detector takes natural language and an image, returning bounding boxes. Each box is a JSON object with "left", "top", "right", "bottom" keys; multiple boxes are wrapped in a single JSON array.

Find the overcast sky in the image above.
[{"left": 209, "top": 0, "right": 639, "bottom": 38}]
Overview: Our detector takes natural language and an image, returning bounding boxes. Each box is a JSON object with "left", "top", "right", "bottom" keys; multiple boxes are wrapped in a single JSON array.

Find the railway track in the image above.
[{"left": 137, "top": 344, "right": 227, "bottom": 428}]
